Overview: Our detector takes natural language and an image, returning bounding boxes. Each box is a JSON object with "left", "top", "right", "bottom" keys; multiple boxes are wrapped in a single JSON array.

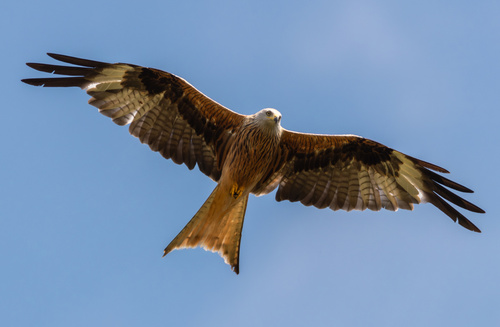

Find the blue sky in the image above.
[{"left": 2, "top": 1, "right": 499, "bottom": 326}]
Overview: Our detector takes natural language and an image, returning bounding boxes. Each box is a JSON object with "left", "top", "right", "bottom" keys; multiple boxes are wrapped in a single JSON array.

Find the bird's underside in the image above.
[{"left": 22, "top": 53, "right": 485, "bottom": 274}]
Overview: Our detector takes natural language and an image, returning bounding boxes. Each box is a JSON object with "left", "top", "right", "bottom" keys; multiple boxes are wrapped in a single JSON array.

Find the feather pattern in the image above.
[
  {"left": 23, "top": 53, "right": 245, "bottom": 181},
  {"left": 22, "top": 53, "right": 485, "bottom": 274},
  {"left": 273, "top": 131, "right": 483, "bottom": 232}
]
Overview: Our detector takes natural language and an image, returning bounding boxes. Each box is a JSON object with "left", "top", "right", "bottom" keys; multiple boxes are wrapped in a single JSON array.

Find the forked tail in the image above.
[{"left": 163, "top": 185, "right": 249, "bottom": 274}]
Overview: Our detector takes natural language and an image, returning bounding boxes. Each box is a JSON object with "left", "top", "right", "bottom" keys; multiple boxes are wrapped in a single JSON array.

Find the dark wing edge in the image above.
[
  {"left": 22, "top": 53, "right": 246, "bottom": 181},
  {"left": 272, "top": 130, "right": 484, "bottom": 232}
]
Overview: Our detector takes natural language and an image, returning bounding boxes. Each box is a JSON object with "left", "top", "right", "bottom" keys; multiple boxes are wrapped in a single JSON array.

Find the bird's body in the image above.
[
  {"left": 221, "top": 110, "right": 283, "bottom": 198},
  {"left": 164, "top": 109, "right": 284, "bottom": 272},
  {"left": 22, "top": 54, "right": 484, "bottom": 274}
]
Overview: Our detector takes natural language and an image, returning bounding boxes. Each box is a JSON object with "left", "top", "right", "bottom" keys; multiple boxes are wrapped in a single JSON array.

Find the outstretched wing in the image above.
[
  {"left": 268, "top": 131, "right": 484, "bottom": 232},
  {"left": 22, "top": 53, "right": 245, "bottom": 181}
]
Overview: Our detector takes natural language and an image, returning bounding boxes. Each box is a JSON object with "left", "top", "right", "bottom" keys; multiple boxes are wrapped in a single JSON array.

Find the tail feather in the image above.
[{"left": 163, "top": 186, "right": 249, "bottom": 274}]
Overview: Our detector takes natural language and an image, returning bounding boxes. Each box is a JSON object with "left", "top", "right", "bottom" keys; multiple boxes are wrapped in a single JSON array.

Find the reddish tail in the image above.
[{"left": 163, "top": 185, "right": 249, "bottom": 274}]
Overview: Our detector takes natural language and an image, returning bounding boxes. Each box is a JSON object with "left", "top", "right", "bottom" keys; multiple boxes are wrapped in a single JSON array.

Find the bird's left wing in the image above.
[
  {"left": 22, "top": 53, "right": 245, "bottom": 181},
  {"left": 259, "top": 130, "right": 484, "bottom": 232}
]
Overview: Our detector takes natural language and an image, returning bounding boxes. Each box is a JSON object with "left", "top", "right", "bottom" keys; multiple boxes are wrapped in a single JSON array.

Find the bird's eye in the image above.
[{"left": 266, "top": 111, "right": 272, "bottom": 116}]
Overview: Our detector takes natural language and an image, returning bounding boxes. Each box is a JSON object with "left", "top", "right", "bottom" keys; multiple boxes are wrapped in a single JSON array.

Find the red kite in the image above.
[{"left": 22, "top": 54, "right": 484, "bottom": 274}]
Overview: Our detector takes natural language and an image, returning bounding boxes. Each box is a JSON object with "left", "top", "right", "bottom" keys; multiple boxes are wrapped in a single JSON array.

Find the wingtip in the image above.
[
  {"left": 21, "top": 78, "right": 42, "bottom": 86},
  {"left": 459, "top": 185, "right": 474, "bottom": 194},
  {"left": 47, "top": 52, "right": 63, "bottom": 60},
  {"left": 458, "top": 215, "right": 482, "bottom": 233},
  {"left": 412, "top": 156, "right": 450, "bottom": 173},
  {"left": 42, "top": 53, "right": 109, "bottom": 67},
  {"left": 466, "top": 223, "right": 482, "bottom": 233}
]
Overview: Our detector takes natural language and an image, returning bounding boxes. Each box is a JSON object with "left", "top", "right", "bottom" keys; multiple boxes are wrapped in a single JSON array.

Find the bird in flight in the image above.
[{"left": 22, "top": 53, "right": 484, "bottom": 274}]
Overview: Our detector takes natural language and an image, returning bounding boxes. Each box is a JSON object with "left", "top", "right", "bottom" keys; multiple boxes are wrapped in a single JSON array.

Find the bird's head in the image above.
[{"left": 254, "top": 108, "right": 282, "bottom": 128}]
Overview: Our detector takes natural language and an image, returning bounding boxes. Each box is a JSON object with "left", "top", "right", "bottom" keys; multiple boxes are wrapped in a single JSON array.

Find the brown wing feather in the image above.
[
  {"left": 271, "top": 130, "right": 484, "bottom": 232},
  {"left": 22, "top": 53, "right": 245, "bottom": 181}
]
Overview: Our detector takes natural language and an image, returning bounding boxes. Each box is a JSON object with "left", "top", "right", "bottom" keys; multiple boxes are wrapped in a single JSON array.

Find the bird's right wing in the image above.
[{"left": 22, "top": 53, "right": 246, "bottom": 181}]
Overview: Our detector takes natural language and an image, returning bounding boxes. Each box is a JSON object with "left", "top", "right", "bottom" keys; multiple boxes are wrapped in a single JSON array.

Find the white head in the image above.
[{"left": 253, "top": 108, "right": 282, "bottom": 129}]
